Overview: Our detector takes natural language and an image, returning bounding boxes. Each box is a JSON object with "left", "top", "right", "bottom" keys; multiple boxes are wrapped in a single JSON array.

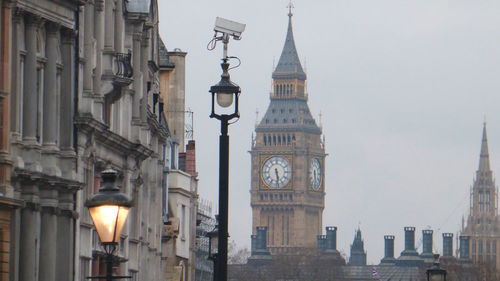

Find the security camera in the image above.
[{"left": 214, "top": 17, "right": 246, "bottom": 40}]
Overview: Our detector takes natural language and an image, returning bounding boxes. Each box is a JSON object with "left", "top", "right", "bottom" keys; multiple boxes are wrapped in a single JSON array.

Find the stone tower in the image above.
[
  {"left": 462, "top": 123, "right": 500, "bottom": 268},
  {"left": 250, "top": 10, "right": 326, "bottom": 255},
  {"left": 348, "top": 229, "right": 367, "bottom": 266}
]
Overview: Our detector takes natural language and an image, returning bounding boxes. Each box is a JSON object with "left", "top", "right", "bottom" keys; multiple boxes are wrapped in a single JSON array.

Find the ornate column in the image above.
[
  {"left": 42, "top": 22, "right": 59, "bottom": 149},
  {"left": 83, "top": 1, "right": 94, "bottom": 93},
  {"left": 10, "top": 8, "right": 22, "bottom": 138},
  {"left": 104, "top": 0, "right": 114, "bottom": 50},
  {"left": 93, "top": 0, "right": 104, "bottom": 120},
  {"left": 114, "top": 0, "right": 123, "bottom": 53},
  {"left": 56, "top": 191, "right": 75, "bottom": 281},
  {"left": 23, "top": 14, "right": 41, "bottom": 143},
  {"left": 39, "top": 189, "right": 58, "bottom": 281},
  {"left": 103, "top": 0, "right": 115, "bottom": 76},
  {"left": 60, "top": 28, "right": 75, "bottom": 150},
  {"left": 131, "top": 26, "right": 142, "bottom": 122},
  {"left": 19, "top": 199, "right": 41, "bottom": 281},
  {"left": 140, "top": 29, "right": 150, "bottom": 123}
]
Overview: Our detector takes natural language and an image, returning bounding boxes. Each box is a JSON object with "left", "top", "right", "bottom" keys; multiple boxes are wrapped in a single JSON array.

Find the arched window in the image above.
[
  {"left": 273, "top": 135, "right": 276, "bottom": 145},
  {"left": 287, "top": 135, "right": 291, "bottom": 145},
  {"left": 279, "top": 85, "right": 282, "bottom": 96},
  {"left": 291, "top": 85, "right": 294, "bottom": 95},
  {"left": 275, "top": 85, "right": 279, "bottom": 97},
  {"left": 278, "top": 136, "right": 281, "bottom": 145},
  {"left": 286, "top": 85, "right": 289, "bottom": 96},
  {"left": 268, "top": 135, "right": 271, "bottom": 145},
  {"left": 263, "top": 135, "right": 267, "bottom": 145}
]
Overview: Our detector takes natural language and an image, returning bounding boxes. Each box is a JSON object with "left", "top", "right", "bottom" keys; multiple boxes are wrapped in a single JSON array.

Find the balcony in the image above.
[{"left": 102, "top": 51, "right": 133, "bottom": 88}]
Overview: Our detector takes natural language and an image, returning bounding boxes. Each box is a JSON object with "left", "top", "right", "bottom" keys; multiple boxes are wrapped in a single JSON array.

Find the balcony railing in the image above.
[{"left": 115, "top": 51, "right": 133, "bottom": 78}]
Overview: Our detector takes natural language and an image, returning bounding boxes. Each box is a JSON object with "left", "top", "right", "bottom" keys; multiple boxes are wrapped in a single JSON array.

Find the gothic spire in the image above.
[
  {"left": 478, "top": 122, "right": 491, "bottom": 172},
  {"left": 272, "top": 7, "right": 306, "bottom": 80}
]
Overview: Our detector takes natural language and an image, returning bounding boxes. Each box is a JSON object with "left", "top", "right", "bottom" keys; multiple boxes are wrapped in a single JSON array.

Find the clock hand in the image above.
[{"left": 275, "top": 168, "right": 279, "bottom": 188}]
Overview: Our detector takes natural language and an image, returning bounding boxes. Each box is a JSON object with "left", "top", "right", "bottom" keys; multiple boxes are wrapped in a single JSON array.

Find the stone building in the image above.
[
  {"left": 7, "top": 1, "right": 83, "bottom": 281},
  {"left": 462, "top": 123, "right": 500, "bottom": 269},
  {"left": 75, "top": 1, "right": 172, "bottom": 281},
  {"left": 0, "top": 1, "right": 23, "bottom": 280},
  {"left": 159, "top": 36, "right": 199, "bottom": 281},
  {"left": 250, "top": 9, "right": 326, "bottom": 255},
  {"left": 3, "top": 0, "right": 200, "bottom": 280}
]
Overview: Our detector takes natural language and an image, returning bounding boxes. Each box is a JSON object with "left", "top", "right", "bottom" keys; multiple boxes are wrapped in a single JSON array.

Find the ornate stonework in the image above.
[{"left": 462, "top": 123, "right": 500, "bottom": 269}]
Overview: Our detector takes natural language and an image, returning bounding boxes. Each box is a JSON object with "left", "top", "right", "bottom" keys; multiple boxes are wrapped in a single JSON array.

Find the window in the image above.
[
  {"left": 80, "top": 258, "right": 90, "bottom": 281},
  {"left": 170, "top": 144, "right": 177, "bottom": 170},
  {"left": 180, "top": 204, "right": 186, "bottom": 240},
  {"left": 0, "top": 98, "right": 3, "bottom": 146},
  {"left": 486, "top": 191, "right": 490, "bottom": 211},
  {"left": 479, "top": 191, "right": 484, "bottom": 212},
  {"left": 479, "top": 240, "right": 483, "bottom": 262},
  {"left": 36, "top": 66, "right": 43, "bottom": 142}
]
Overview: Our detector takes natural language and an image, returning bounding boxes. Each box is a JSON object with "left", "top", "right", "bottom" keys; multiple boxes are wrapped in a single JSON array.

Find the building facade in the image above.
[
  {"left": 462, "top": 123, "right": 500, "bottom": 269},
  {"left": 75, "top": 1, "right": 172, "bottom": 281},
  {"left": 250, "top": 10, "right": 326, "bottom": 255},
  {"left": 7, "top": 1, "right": 83, "bottom": 281},
  {"left": 3, "top": 0, "right": 201, "bottom": 281},
  {"left": 159, "top": 37, "right": 199, "bottom": 281}
]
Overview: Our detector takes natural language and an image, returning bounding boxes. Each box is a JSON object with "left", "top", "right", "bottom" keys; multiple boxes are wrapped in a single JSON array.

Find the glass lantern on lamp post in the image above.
[{"left": 86, "top": 168, "right": 132, "bottom": 281}]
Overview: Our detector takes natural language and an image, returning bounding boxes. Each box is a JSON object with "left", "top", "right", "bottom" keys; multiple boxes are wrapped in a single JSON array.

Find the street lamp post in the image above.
[
  {"left": 86, "top": 168, "right": 133, "bottom": 281},
  {"left": 209, "top": 58, "right": 240, "bottom": 281},
  {"left": 208, "top": 17, "right": 245, "bottom": 281},
  {"left": 426, "top": 254, "right": 447, "bottom": 281}
]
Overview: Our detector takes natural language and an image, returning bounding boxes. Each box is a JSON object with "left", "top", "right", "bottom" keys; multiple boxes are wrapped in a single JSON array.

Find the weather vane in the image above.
[{"left": 287, "top": 0, "right": 294, "bottom": 17}]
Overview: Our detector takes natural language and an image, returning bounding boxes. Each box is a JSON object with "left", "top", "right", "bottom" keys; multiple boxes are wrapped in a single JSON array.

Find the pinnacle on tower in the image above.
[
  {"left": 272, "top": 7, "right": 306, "bottom": 80},
  {"left": 478, "top": 122, "right": 491, "bottom": 172}
]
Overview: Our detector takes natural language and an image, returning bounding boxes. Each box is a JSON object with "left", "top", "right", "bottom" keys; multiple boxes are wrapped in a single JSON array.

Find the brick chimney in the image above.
[
  {"left": 459, "top": 235, "right": 470, "bottom": 261},
  {"left": 185, "top": 140, "right": 196, "bottom": 176},
  {"left": 401, "top": 226, "right": 418, "bottom": 256},
  {"left": 381, "top": 235, "right": 396, "bottom": 263},
  {"left": 442, "top": 233, "right": 453, "bottom": 257},
  {"left": 326, "top": 226, "right": 337, "bottom": 251},
  {"left": 421, "top": 230, "right": 433, "bottom": 258}
]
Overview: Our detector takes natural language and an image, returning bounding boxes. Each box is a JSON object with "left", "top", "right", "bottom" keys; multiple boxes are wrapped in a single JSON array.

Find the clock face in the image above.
[
  {"left": 262, "top": 156, "right": 291, "bottom": 188},
  {"left": 310, "top": 158, "right": 322, "bottom": 190}
]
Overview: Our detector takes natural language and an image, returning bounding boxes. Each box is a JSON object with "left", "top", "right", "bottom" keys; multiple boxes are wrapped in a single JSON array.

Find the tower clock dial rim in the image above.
[
  {"left": 261, "top": 156, "right": 291, "bottom": 188},
  {"left": 310, "top": 158, "right": 322, "bottom": 190}
]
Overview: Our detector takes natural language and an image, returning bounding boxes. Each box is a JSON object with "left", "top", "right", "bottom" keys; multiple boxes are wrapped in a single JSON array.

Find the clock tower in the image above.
[{"left": 250, "top": 10, "right": 326, "bottom": 255}]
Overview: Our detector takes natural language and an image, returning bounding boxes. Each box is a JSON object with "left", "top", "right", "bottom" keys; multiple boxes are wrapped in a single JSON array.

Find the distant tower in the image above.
[
  {"left": 249, "top": 9, "right": 326, "bottom": 255},
  {"left": 348, "top": 229, "right": 367, "bottom": 266},
  {"left": 462, "top": 123, "right": 500, "bottom": 268}
]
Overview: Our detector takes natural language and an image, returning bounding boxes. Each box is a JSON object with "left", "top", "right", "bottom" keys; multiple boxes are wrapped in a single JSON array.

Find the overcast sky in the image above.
[{"left": 158, "top": 0, "right": 500, "bottom": 264}]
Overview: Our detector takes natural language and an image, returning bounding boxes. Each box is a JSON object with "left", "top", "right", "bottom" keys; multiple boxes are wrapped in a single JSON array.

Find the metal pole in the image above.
[
  {"left": 106, "top": 252, "right": 113, "bottom": 281},
  {"left": 217, "top": 117, "right": 229, "bottom": 281}
]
